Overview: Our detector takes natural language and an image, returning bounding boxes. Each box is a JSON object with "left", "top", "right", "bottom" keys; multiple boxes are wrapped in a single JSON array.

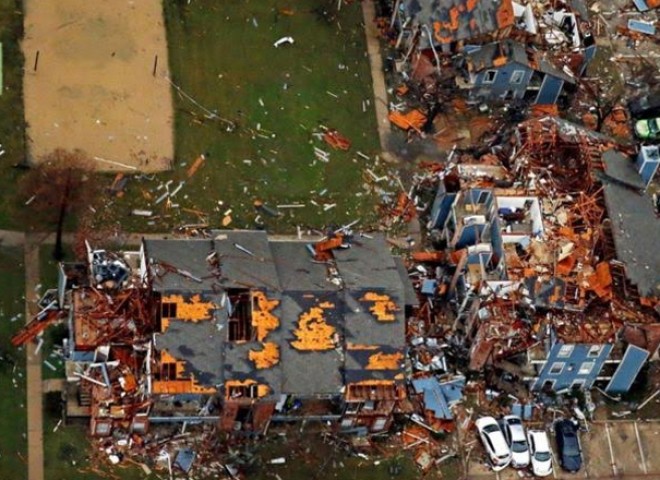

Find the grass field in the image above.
[
  {"left": 44, "top": 410, "right": 150, "bottom": 480},
  {"left": 0, "top": 247, "right": 27, "bottom": 480},
  {"left": 0, "top": 0, "right": 26, "bottom": 229},
  {"left": 38, "top": 245, "right": 75, "bottom": 380},
  {"left": 106, "top": 0, "right": 383, "bottom": 233}
]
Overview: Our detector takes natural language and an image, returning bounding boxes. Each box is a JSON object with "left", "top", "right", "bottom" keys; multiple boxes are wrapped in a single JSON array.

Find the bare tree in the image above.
[{"left": 19, "top": 149, "right": 100, "bottom": 259}]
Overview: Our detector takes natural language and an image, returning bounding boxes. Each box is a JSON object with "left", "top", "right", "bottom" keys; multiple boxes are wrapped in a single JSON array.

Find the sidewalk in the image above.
[{"left": 24, "top": 234, "right": 43, "bottom": 480}]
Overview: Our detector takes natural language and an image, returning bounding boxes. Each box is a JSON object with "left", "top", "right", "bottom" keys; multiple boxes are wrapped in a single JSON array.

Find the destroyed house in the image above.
[
  {"left": 57, "top": 231, "right": 415, "bottom": 437},
  {"left": 397, "top": 0, "right": 515, "bottom": 53},
  {"left": 430, "top": 185, "right": 543, "bottom": 299},
  {"left": 461, "top": 40, "right": 576, "bottom": 104}
]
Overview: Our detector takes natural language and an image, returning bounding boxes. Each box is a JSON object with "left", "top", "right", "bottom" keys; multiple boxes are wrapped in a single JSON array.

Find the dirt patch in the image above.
[{"left": 22, "top": 0, "right": 173, "bottom": 171}]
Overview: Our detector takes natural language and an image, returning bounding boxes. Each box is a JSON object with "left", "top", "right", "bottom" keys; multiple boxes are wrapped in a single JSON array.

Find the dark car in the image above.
[
  {"left": 628, "top": 90, "right": 660, "bottom": 119},
  {"left": 555, "top": 420, "right": 582, "bottom": 472}
]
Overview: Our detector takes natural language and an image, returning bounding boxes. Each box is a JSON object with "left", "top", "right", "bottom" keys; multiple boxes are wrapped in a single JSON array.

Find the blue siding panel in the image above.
[
  {"left": 534, "top": 343, "right": 612, "bottom": 391},
  {"left": 473, "top": 62, "right": 532, "bottom": 100},
  {"left": 534, "top": 76, "right": 564, "bottom": 105},
  {"left": 606, "top": 345, "right": 649, "bottom": 394},
  {"left": 431, "top": 190, "right": 457, "bottom": 230}
]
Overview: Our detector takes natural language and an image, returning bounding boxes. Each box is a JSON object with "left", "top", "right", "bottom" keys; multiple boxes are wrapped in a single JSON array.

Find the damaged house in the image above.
[
  {"left": 14, "top": 230, "right": 417, "bottom": 438},
  {"left": 459, "top": 39, "right": 576, "bottom": 104},
  {"left": 396, "top": 0, "right": 516, "bottom": 54}
]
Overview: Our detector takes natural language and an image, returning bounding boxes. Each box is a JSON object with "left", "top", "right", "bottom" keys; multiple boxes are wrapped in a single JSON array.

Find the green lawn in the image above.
[
  {"left": 107, "top": 0, "right": 382, "bottom": 233},
  {"left": 0, "top": 0, "right": 26, "bottom": 229},
  {"left": 249, "top": 425, "right": 444, "bottom": 480},
  {"left": 44, "top": 410, "right": 151, "bottom": 480},
  {"left": 38, "top": 245, "right": 72, "bottom": 380},
  {"left": 0, "top": 247, "right": 27, "bottom": 479}
]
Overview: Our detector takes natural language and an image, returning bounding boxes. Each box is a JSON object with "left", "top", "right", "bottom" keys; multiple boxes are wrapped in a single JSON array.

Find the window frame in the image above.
[
  {"left": 549, "top": 362, "right": 565, "bottom": 375},
  {"left": 579, "top": 361, "right": 595, "bottom": 375},
  {"left": 557, "top": 345, "right": 574, "bottom": 358},
  {"left": 483, "top": 70, "right": 498, "bottom": 84},
  {"left": 510, "top": 70, "right": 525, "bottom": 84}
]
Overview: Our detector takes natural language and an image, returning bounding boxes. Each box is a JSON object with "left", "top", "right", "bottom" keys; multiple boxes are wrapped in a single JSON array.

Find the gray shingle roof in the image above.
[{"left": 601, "top": 150, "right": 660, "bottom": 298}]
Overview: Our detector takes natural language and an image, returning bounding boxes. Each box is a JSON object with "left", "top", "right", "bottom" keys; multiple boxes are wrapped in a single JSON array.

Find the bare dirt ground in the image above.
[{"left": 22, "top": 0, "right": 173, "bottom": 172}]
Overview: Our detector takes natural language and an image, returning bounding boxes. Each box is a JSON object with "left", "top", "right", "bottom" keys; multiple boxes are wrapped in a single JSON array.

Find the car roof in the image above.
[
  {"left": 528, "top": 430, "right": 550, "bottom": 451},
  {"left": 503, "top": 416, "right": 525, "bottom": 440},
  {"left": 476, "top": 416, "right": 499, "bottom": 428},
  {"left": 555, "top": 419, "right": 576, "bottom": 432},
  {"left": 488, "top": 430, "right": 510, "bottom": 455}
]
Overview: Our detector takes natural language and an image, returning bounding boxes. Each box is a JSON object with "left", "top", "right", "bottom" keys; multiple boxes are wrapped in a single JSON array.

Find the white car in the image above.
[
  {"left": 527, "top": 430, "right": 553, "bottom": 477},
  {"left": 500, "top": 415, "right": 530, "bottom": 468},
  {"left": 476, "top": 416, "right": 511, "bottom": 471}
]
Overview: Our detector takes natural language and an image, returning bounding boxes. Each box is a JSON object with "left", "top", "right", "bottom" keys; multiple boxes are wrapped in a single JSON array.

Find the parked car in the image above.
[
  {"left": 527, "top": 430, "right": 553, "bottom": 477},
  {"left": 555, "top": 420, "right": 582, "bottom": 472},
  {"left": 628, "top": 91, "right": 660, "bottom": 119},
  {"left": 500, "top": 415, "right": 530, "bottom": 468},
  {"left": 476, "top": 416, "right": 512, "bottom": 471},
  {"left": 634, "top": 117, "right": 660, "bottom": 140}
]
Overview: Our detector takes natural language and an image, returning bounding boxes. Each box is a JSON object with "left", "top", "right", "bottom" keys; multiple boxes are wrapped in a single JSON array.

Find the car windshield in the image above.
[
  {"left": 512, "top": 440, "right": 528, "bottom": 453},
  {"left": 535, "top": 451, "right": 551, "bottom": 462},
  {"left": 483, "top": 424, "right": 499, "bottom": 434}
]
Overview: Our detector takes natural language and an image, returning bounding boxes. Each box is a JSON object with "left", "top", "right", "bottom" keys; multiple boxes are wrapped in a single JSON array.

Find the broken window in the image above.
[
  {"left": 483, "top": 70, "right": 498, "bottom": 84},
  {"left": 558, "top": 345, "right": 574, "bottom": 358},
  {"left": 371, "top": 417, "right": 388, "bottom": 432},
  {"left": 571, "top": 379, "right": 586, "bottom": 389},
  {"left": 227, "top": 289, "right": 253, "bottom": 342},
  {"left": 161, "top": 302, "right": 177, "bottom": 319},
  {"left": 161, "top": 362, "right": 177, "bottom": 381},
  {"left": 549, "top": 362, "right": 564, "bottom": 375},
  {"left": 510, "top": 70, "right": 525, "bottom": 84},
  {"left": 579, "top": 362, "right": 595, "bottom": 375},
  {"left": 587, "top": 345, "right": 602, "bottom": 358},
  {"left": 227, "top": 383, "right": 259, "bottom": 398}
]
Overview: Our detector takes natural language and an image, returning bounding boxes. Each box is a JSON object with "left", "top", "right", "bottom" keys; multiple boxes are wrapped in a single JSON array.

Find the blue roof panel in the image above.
[{"left": 606, "top": 345, "right": 649, "bottom": 394}]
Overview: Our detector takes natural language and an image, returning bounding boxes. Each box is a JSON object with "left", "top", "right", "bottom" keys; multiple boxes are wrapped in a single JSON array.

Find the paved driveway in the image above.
[{"left": 466, "top": 421, "right": 660, "bottom": 479}]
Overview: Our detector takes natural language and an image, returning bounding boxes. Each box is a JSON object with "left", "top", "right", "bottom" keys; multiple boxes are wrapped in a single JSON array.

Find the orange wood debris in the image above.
[
  {"left": 391, "top": 191, "right": 417, "bottom": 222},
  {"left": 291, "top": 302, "right": 336, "bottom": 351},
  {"left": 360, "top": 292, "right": 398, "bottom": 322},
  {"left": 396, "top": 84, "right": 409, "bottom": 96},
  {"left": 186, "top": 154, "right": 205, "bottom": 178},
  {"left": 587, "top": 262, "right": 613, "bottom": 299},
  {"left": 366, "top": 351, "right": 404, "bottom": 370},
  {"left": 323, "top": 129, "right": 351, "bottom": 150},
  {"left": 532, "top": 104, "right": 559, "bottom": 117},
  {"left": 251, "top": 291, "right": 280, "bottom": 341},
  {"left": 249, "top": 342, "right": 280, "bottom": 369},
  {"left": 466, "top": 0, "right": 478, "bottom": 11},
  {"left": 493, "top": 55, "right": 507, "bottom": 67},
  {"left": 347, "top": 343, "right": 378, "bottom": 350},
  {"left": 388, "top": 109, "right": 426, "bottom": 131},
  {"left": 496, "top": 0, "right": 515, "bottom": 28},
  {"left": 412, "top": 251, "right": 445, "bottom": 263}
]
